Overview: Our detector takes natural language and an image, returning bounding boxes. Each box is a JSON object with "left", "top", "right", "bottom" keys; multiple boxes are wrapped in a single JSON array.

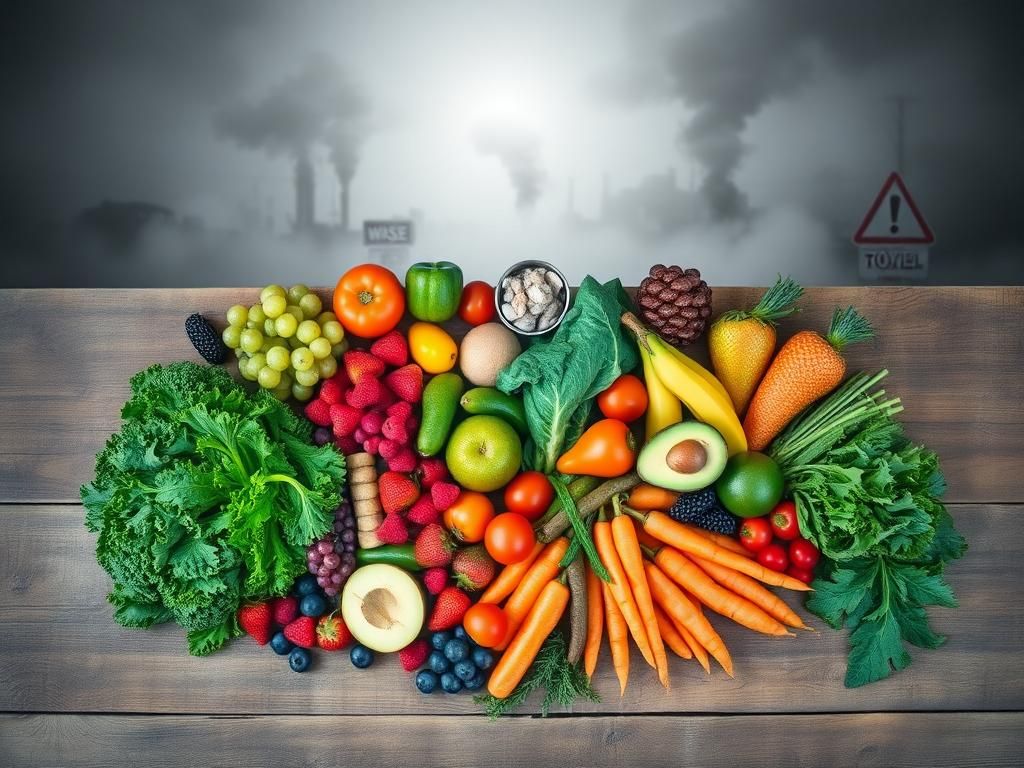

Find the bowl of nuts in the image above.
[{"left": 495, "top": 260, "right": 571, "bottom": 336}]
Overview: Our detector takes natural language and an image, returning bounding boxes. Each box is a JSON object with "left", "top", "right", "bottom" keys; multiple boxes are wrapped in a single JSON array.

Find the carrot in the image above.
[
  {"left": 487, "top": 579, "right": 570, "bottom": 699},
  {"left": 626, "top": 483, "right": 680, "bottom": 512},
  {"left": 479, "top": 540, "right": 544, "bottom": 604},
  {"left": 644, "top": 561, "right": 734, "bottom": 676},
  {"left": 743, "top": 306, "right": 873, "bottom": 450},
  {"left": 583, "top": 564, "right": 604, "bottom": 678},
  {"left": 602, "top": 581, "right": 630, "bottom": 695},
  {"left": 675, "top": 622, "right": 710, "bottom": 673},
  {"left": 593, "top": 519, "right": 656, "bottom": 668},
  {"left": 651, "top": 546, "right": 793, "bottom": 637},
  {"left": 612, "top": 513, "right": 670, "bottom": 688},
  {"left": 679, "top": 523, "right": 752, "bottom": 558},
  {"left": 653, "top": 603, "right": 691, "bottom": 660},
  {"left": 495, "top": 537, "right": 570, "bottom": 650},
  {"left": 690, "top": 554, "right": 809, "bottom": 630},
  {"left": 636, "top": 510, "right": 811, "bottom": 591}
]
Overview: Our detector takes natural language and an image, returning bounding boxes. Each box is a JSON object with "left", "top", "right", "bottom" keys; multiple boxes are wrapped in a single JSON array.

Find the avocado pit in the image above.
[{"left": 666, "top": 439, "right": 707, "bottom": 475}]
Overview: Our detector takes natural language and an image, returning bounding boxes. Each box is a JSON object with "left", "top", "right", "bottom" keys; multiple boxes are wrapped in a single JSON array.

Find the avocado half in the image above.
[{"left": 636, "top": 422, "right": 728, "bottom": 492}]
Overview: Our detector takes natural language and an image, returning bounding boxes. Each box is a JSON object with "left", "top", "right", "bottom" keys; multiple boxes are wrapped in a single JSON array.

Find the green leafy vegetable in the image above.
[
  {"left": 497, "top": 276, "right": 637, "bottom": 473},
  {"left": 474, "top": 631, "right": 599, "bottom": 718},
  {"left": 769, "top": 369, "right": 966, "bottom": 686},
  {"left": 82, "top": 362, "right": 345, "bottom": 655}
]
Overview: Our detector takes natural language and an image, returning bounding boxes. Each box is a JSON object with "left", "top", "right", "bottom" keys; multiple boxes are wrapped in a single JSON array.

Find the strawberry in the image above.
[
  {"left": 377, "top": 386, "right": 398, "bottom": 409},
  {"left": 343, "top": 350, "right": 385, "bottom": 383},
  {"left": 335, "top": 435, "right": 359, "bottom": 455},
  {"left": 422, "top": 566, "right": 448, "bottom": 596},
  {"left": 318, "top": 376, "right": 344, "bottom": 405},
  {"left": 283, "top": 615, "right": 316, "bottom": 648},
  {"left": 303, "top": 398, "right": 332, "bottom": 427},
  {"left": 316, "top": 614, "right": 353, "bottom": 651},
  {"left": 416, "top": 457, "right": 448, "bottom": 489},
  {"left": 426, "top": 586, "right": 471, "bottom": 631},
  {"left": 329, "top": 402, "right": 361, "bottom": 437},
  {"left": 378, "top": 470, "right": 420, "bottom": 514},
  {"left": 375, "top": 512, "right": 409, "bottom": 545},
  {"left": 398, "top": 638, "right": 430, "bottom": 672},
  {"left": 452, "top": 545, "right": 497, "bottom": 591},
  {"left": 378, "top": 437, "right": 401, "bottom": 461},
  {"left": 362, "top": 435, "right": 382, "bottom": 455},
  {"left": 360, "top": 409, "right": 385, "bottom": 436},
  {"left": 406, "top": 494, "right": 440, "bottom": 526},
  {"left": 346, "top": 376, "right": 385, "bottom": 409},
  {"left": 381, "top": 414, "right": 409, "bottom": 444},
  {"left": 414, "top": 523, "right": 454, "bottom": 568},
  {"left": 370, "top": 330, "right": 409, "bottom": 367},
  {"left": 387, "top": 447, "right": 418, "bottom": 474},
  {"left": 237, "top": 602, "right": 272, "bottom": 645},
  {"left": 270, "top": 595, "right": 298, "bottom": 626},
  {"left": 430, "top": 481, "right": 461, "bottom": 512},
  {"left": 386, "top": 400, "right": 413, "bottom": 423},
  {"left": 384, "top": 364, "right": 424, "bottom": 403}
]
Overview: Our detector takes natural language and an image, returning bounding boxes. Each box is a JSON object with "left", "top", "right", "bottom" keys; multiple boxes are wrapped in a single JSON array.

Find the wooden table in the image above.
[{"left": 2, "top": 286, "right": 1022, "bottom": 767}]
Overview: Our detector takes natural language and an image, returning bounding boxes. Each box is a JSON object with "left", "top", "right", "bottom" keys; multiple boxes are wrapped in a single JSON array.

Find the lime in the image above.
[{"left": 714, "top": 452, "right": 784, "bottom": 518}]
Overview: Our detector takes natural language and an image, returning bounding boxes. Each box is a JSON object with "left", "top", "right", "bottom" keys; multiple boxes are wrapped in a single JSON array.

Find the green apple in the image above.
[
  {"left": 340, "top": 564, "right": 425, "bottom": 653},
  {"left": 445, "top": 415, "right": 522, "bottom": 492}
]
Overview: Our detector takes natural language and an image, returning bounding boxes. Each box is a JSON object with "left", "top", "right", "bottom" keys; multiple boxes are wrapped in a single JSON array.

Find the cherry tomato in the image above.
[
  {"left": 333, "top": 264, "right": 405, "bottom": 338},
  {"left": 756, "top": 543, "right": 789, "bottom": 572},
  {"left": 738, "top": 517, "right": 773, "bottom": 553},
  {"left": 503, "top": 471, "right": 554, "bottom": 522},
  {"left": 789, "top": 538, "right": 820, "bottom": 570},
  {"left": 769, "top": 500, "right": 800, "bottom": 541},
  {"left": 462, "top": 603, "right": 508, "bottom": 648},
  {"left": 443, "top": 491, "right": 495, "bottom": 543},
  {"left": 786, "top": 566, "right": 814, "bottom": 584},
  {"left": 484, "top": 512, "right": 536, "bottom": 565},
  {"left": 458, "top": 280, "right": 496, "bottom": 326},
  {"left": 597, "top": 374, "right": 648, "bottom": 422}
]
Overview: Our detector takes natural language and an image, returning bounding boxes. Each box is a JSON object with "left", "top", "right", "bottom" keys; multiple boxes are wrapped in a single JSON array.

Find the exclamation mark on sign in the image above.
[{"left": 889, "top": 194, "right": 901, "bottom": 234}]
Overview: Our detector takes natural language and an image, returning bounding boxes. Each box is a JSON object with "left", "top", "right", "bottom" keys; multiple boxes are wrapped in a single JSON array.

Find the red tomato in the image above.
[
  {"left": 458, "top": 280, "right": 496, "bottom": 326},
  {"left": 596, "top": 374, "right": 649, "bottom": 422},
  {"left": 737, "top": 517, "right": 773, "bottom": 553},
  {"left": 462, "top": 603, "right": 508, "bottom": 648},
  {"left": 786, "top": 566, "right": 814, "bottom": 584},
  {"left": 789, "top": 538, "right": 820, "bottom": 570},
  {"left": 443, "top": 491, "right": 495, "bottom": 543},
  {"left": 503, "top": 471, "right": 554, "bottom": 521},
  {"left": 756, "top": 543, "right": 789, "bottom": 572},
  {"left": 769, "top": 500, "right": 800, "bottom": 541},
  {"left": 484, "top": 512, "right": 536, "bottom": 565}
]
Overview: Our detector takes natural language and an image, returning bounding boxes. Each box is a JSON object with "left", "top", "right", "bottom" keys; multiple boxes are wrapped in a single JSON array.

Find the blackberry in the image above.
[
  {"left": 667, "top": 488, "right": 739, "bottom": 535},
  {"left": 185, "top": 313, "right": 227, "bottom": 364}
]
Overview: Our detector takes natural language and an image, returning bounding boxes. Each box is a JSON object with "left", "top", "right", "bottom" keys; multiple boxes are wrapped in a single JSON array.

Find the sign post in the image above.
[
  {"left": 364, "top": 219, "right": 414, "bottom": 270},
  {"left": 853, "top": 172, "right": 934, "bottom": 282}
]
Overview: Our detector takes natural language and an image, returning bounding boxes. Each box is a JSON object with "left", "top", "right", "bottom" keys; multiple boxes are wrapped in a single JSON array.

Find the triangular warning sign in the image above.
[{"left": 853, "top": 172, "right": 934, "bottom": 245}]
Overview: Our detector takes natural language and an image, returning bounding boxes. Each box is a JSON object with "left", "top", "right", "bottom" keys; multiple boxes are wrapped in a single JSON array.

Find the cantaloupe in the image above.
[{"left": 459, "top": 322, "right": 521, "bottom": 386}]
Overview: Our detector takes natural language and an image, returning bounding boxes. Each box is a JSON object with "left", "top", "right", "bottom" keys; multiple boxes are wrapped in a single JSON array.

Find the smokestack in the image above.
[
  {"left": 339, "top": 177, "right": 351, "bottom": 232},
  {"left": 294, "top": 149, "right": 315, "bottom": 232}
]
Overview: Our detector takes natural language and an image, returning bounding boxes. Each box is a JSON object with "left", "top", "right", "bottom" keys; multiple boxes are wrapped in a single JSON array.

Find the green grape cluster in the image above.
[{"left": 221, "top": 284, "right": 347, "bottom": 401}]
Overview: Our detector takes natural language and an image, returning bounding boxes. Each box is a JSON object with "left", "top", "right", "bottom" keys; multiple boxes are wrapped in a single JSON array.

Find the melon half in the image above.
[{"left": 340, "top": 564, "right": 425, "bottom": 653}]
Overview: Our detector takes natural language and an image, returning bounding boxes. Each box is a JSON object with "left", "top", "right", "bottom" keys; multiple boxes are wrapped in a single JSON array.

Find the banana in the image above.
[
  {"left": 664, "top": 342, "right": 731, "bottom": 403},
  {"left": 639, "top": 343, "right": 683, "bottom": 442}
]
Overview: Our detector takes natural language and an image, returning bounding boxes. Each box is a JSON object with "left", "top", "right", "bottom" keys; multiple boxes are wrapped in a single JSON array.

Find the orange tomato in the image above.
[
  {"left": 556, "top": 418, "right": 637, "bottom": 477},
  {"left": 333, "top": 264, "right": 405, "bottom": 338},
  {"left": 484, "top": 512, "right": 536, "bottom": 565},
  {"left": 463, "top": 603, "right": 508, "bottom": 648},
  {"left": 597, "top": 373, "right": 648, "bottom": 422},
  {"left": 443, "top": 491, "right": 495, "bottom": 543}
]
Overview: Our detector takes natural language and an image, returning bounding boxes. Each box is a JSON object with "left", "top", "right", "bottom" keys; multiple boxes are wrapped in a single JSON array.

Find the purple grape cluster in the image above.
[{"left": 305, "top": 499, "right": 357, "bottom": 597}]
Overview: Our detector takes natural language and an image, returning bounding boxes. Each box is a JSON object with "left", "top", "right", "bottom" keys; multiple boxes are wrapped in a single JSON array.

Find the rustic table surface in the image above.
[{"left": 1, "top": 286, "right": 1022, "bottom": 768}]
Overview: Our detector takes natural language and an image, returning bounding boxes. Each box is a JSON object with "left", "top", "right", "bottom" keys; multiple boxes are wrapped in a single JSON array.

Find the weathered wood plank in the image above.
[
  {"left": 2, "top": 712, "right": 1023, "bottom": 768},
  {"left": 1, "top": 287, "right": 1020, "bottom": 504},
  {"left": 1, "top": 503, "right": 1016, "bottom": 715}
]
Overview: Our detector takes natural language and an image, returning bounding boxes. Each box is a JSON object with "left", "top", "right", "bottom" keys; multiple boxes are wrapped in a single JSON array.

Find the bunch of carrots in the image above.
[{"left": 480, "top": 494, "right": 811, "bottom": 700}]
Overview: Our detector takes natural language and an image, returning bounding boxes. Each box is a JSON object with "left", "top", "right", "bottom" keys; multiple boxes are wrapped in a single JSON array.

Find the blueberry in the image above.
[
  {"left": 440, "top": 672, "right": 463, "bottom": 693},
  {"left": 453, "top": 626, "right": 468, "bottom": 640},
  {"left": 428, "top": 650, "right": 450, "bottom": 675},
  {"left": 300, "top": 593, "right": 327, "bottom": 617},
  {"left": 471, "top": 648, "right": 495, "bottom": 671},
  {"left": 415, "top": 670, "right": 439, "bottom": 694},
  {"left": 270, "top": 631, "right": 293, "bottom": 656},
  {"left": 464, "top": 673, "right": 485, "bottom": 691},
  {"left": 288, "top": 647, "right": 312, "bottom": 672},
  {"left": 431, "top": 631, "right": 452, "bottom": 651},
  {"left": 453, "top": 660, "right": 477, "bottom": 682},
  {"left": 294, "top": 574, "right": 320, "bottom": 597},
  {"left": 443, "top": 638, "right": 470, "bottom": 663},
  {"left": 350, "top": 644, "right": 374, "bottom": 669}
]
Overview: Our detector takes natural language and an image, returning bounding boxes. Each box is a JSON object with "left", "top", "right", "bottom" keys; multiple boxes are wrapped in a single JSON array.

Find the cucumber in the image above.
[
  {"left": 356, "top": 544, "right": 421, "bottom": 571},
  {"left": 417, "top": 372, "right": 464, "bottom": 457},
  {"left": 459, "top": 387, "right": 529, "bottom": 436}
]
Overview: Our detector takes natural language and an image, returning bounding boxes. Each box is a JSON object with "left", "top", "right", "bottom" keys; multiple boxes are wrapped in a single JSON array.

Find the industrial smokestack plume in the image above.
[
  {"left": 327, "top": 125, "right": 361, "bottom": 232},
  {"left": 294, "top": 150, "right": 315, "bottom": 232},
  {"left": 473, "top": 120, "right": 546, "bottom": 211}
]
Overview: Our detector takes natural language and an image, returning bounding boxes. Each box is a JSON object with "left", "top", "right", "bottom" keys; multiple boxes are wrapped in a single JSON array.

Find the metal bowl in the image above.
[{"left": 494, "top": 260, "right": 571, "bottom": 337}]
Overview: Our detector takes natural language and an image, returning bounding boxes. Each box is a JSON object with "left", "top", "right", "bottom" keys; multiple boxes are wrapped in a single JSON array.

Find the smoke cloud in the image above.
[{"left": 473, "top": 120, "right": 546, "bottom": 211}]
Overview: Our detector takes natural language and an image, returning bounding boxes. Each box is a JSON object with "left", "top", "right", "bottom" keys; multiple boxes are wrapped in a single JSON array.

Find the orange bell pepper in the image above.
[{"left": 556, "top": 418, "right": 636, "bottom": 477}]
